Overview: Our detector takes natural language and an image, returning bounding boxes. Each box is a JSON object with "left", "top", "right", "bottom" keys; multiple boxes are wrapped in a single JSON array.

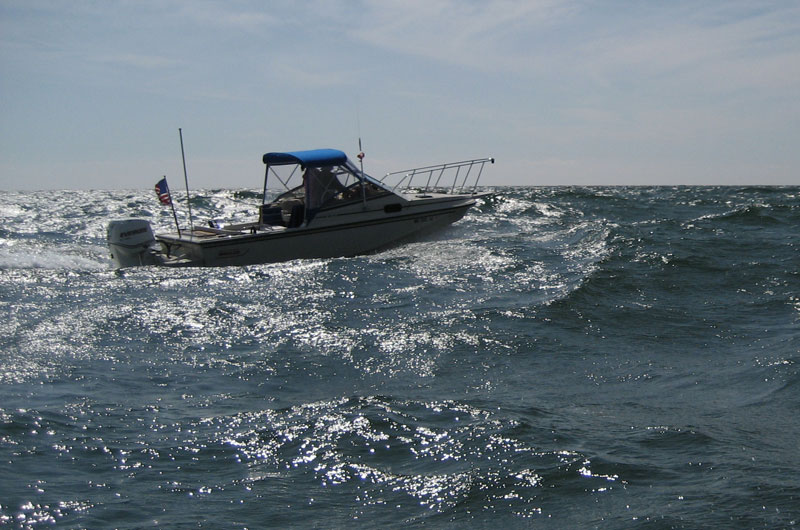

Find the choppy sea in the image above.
[{"left": 0, "top": 186, "right": 798, "bottom": 528}]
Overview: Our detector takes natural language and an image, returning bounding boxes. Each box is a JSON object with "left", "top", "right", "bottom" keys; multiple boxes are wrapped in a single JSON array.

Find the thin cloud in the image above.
[
  {"left": 173, "top": 1, "right": 279, "bottom": 31},
  {"left": 349, "top": 0, "right": 571, "bottom": 72},
  {"left": 579, "top": 4, "right": 800, "bottom": 80},
  {"left": 94, "top": 53, "right": 177, "bottom": 70},
  {"left": 344, "top": 0, "right": 800, "bottom": 95},
  {"left": 271, "top": 60, "right": 352, "bottom": 88}
]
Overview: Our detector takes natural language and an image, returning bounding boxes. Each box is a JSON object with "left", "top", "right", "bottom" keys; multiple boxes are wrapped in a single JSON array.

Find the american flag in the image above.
[{"left": 155, "top": 177, "right": 172, "bottom": 205}]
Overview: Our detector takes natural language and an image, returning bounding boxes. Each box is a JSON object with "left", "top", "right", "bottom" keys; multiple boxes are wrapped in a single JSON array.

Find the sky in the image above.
[{"left": 1, "top": 0, "right": 798, "bottom": 190}]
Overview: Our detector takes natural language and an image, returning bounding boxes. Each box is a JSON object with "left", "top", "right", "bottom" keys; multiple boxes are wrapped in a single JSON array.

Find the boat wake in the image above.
[{"left": 0, "top": 247, "right": 108, "bottom": 271}]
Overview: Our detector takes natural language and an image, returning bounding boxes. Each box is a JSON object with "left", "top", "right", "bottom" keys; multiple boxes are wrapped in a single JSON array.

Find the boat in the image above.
[{"left": 107, "top": 148, "right": 494, "bottom": 267}]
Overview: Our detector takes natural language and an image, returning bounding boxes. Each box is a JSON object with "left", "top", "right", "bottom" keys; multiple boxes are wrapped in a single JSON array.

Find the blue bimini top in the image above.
[{"left": 262, "top": 149, "right": 348, "bottom": 167}]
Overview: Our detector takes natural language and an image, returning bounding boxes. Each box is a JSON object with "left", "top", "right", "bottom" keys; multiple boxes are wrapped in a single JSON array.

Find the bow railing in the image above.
[{"left": 380, "top": 157, "right": 494, "bottom": 194}]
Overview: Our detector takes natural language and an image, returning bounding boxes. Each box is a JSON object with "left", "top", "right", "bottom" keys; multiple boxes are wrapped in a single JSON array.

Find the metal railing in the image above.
[{"left": 380, "top": 157, "right": 494, "bottom": 194}]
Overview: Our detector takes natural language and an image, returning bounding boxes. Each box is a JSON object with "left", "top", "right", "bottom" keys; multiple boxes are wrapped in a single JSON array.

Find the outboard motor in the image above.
[{"left": 107, "top": 219, "right": 161, "bottom": 267}]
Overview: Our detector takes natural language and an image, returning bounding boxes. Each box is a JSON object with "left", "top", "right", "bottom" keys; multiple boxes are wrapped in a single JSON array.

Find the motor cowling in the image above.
[{"left": 107, "top": 219, "right": 161, "bottom": 267}]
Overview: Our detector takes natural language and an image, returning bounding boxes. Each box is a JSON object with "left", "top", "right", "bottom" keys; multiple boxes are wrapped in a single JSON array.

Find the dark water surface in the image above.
[{"left": 1, "top": 187, "right": 798, "bottom": 528}]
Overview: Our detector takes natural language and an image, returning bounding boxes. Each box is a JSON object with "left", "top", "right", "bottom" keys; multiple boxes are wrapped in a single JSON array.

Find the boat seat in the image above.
[
  {"left": 260, "top": 205, "right": 284, "bottom": 226},
  {"left": 287, "top": 204, "right": 304, "bottom": 228}
]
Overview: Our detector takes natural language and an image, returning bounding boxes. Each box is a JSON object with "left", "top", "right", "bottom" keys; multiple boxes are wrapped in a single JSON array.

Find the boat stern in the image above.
[{"left": 107, "top": 219, "right": 163, "bottom": 267}]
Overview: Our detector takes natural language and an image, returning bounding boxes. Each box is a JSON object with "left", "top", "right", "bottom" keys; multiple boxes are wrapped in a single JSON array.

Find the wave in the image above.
[
  {"left": 213, "top": 395, "right": 610, "bottom": 519},
  {"left": 0, "top": 248, "right": 108, "bottom": 270},
  {"left": 693, "top": 204, "right": 789, "bottom": 227}
]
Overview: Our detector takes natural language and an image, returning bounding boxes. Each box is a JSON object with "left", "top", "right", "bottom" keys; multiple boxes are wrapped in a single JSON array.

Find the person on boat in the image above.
[{"left": 304, "top": 166, "right": 346, "bottom": 211}]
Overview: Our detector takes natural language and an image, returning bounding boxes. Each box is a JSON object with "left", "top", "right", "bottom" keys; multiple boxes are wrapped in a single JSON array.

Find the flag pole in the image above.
[
  {"left": 165, "top": 176, "right": 182, "bottom": 238},
  {"left": 179, "top": 128, "right": 194, "bottom": 234}
]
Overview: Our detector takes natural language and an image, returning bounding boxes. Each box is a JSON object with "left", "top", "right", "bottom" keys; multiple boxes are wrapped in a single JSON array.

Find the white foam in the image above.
[{"left": 0, "top": 248, "right": 108, "bottom": 270}]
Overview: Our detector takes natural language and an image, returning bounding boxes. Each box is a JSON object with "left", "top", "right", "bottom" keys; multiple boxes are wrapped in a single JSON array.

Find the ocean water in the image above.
[{"left": 0, "top": 186, "right": 798, "bottom": 528}]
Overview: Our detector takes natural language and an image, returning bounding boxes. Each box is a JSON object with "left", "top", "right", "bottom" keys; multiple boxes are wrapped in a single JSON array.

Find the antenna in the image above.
[
  {"left": 357, "top": 137, "right": 367, "bottom": 207},
  {"left": 179, "top": 128, "right": 194, "bottom": 234},
  {"left": 357, "top": 137, "right": 366, "bottom": 171}
]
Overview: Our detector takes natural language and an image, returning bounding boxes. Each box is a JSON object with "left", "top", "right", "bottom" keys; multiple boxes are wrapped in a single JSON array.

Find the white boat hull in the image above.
[{"left": 156, "top": 196, "right": 475, "bottom": 267}]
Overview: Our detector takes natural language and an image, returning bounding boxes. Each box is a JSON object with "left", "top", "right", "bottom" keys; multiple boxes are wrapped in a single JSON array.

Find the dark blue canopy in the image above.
[{"left": 262, "top": 149, "right": 348, "bottom": 167}]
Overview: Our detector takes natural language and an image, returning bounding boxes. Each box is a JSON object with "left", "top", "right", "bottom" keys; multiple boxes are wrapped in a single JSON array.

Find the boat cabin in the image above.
[{"left": 259, "top": 149, "right": 392, "bottom": 228}]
